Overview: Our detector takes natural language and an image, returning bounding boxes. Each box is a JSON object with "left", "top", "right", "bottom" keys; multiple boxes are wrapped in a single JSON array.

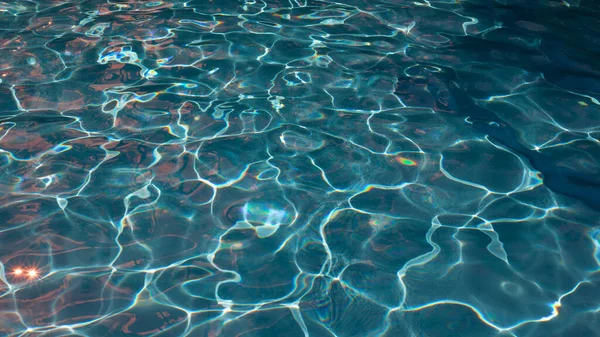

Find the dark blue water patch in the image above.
[
  {"left": 441, "top": 80, "right": 600, "bottom": 211},
  {"left": 477, "top": 120, "right": 600, "bottom": 210}
]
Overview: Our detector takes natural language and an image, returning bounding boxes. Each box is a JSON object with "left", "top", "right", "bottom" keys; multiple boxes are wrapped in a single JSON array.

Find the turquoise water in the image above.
[{"left": 1, "top": 0, "right": 600, "bottom": 336}]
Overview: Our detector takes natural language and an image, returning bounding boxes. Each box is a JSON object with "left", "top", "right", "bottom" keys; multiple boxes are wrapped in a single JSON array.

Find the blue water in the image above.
[{"left": 1, "top": 0, "right": 600, "bottom": 336}]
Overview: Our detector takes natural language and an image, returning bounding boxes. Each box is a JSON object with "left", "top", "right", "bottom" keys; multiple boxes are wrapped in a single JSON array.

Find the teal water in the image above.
[{"left": 1, "top": 0, "right": 600, "bottom": 336}]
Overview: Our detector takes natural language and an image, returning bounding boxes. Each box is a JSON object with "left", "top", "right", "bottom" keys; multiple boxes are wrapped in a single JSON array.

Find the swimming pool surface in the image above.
[{"left": 1, "top": 0, "right": 600, "bottom": 336}]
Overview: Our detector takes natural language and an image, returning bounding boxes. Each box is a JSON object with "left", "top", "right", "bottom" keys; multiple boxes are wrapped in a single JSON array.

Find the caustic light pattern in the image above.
[{"left": 0, "top": 0, "right": 600, "bottom": 337}]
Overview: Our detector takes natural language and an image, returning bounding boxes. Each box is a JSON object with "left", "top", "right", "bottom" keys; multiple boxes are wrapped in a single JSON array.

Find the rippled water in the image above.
[{"left": 1, "top": 0, "right": 600, "bottom": 336}]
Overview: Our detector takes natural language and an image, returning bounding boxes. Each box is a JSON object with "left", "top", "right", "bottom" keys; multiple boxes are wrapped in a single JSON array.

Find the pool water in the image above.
[{"left": 1, "top": 0, "right": 600, "bottom": 336}]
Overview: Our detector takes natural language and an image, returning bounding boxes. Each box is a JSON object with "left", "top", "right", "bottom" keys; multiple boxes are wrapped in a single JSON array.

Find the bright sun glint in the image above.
[{"left": 11, "top": 266, "right": 41, "bottom": 281}]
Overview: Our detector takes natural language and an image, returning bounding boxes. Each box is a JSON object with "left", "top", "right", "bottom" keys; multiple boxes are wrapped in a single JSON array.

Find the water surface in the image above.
[{"left": 1, "top": 0, "right": 600, "bottom": 336}]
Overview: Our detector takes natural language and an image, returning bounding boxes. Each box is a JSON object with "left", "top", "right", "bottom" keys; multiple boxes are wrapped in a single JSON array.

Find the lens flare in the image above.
[
  {"left": 10, "top": 264, "right": 42, "bottom": 282},
  {"left": 27, "top": 269, "right": 38, "bottom": 279}
]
